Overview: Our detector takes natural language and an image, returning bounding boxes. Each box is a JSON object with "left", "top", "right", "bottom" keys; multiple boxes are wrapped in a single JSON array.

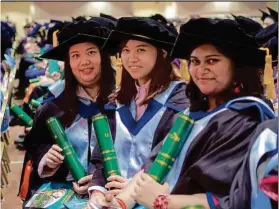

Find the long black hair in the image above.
[
  {"left": 56, "top": 49, "right": 115, "bottom": 127},
  {"left": 186, "top": 42, "right": 264, "bottom": 111},
  {"left": 116, "top": 42, "right": 180, "bottom": 105}
]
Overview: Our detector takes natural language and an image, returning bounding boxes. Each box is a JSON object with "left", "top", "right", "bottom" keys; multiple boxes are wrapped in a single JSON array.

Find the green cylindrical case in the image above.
[
  {"left": 10, "top": 104, "right": 33, "bottom": 127},
  {"left": 29, "top": 78, "right": 40, "bottom": 83},
  {"left": 46, "top": 117, "right": 86, "bottom": 181},
  {"left": 148, "top": 113, "right": 194, "bottom": 183},
  {"left": 30, "top": 99, "right": 41, "bottom": 108},
  {"left": 92, "top": 114, "right": 121, "bottom": 178}
]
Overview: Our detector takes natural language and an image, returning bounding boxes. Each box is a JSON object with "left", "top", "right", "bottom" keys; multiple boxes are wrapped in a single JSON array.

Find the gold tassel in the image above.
[
  {"left": 52, "top": 30, "right": 59, "bottom": 47},
  {"left": 110, "top": 53, "right": 122, "bottom": 88},
  {"left": 39, "top": 26, "right": 46, "bottom": 37},
  {"left": 180, "top": 59, "right": 190, "bottom": 82},
  {"left": 266, "top": 82, "right": 276, "bottom": 100},
  {"left": 260, "top": 47, "right": 276, "bottom": 99}
]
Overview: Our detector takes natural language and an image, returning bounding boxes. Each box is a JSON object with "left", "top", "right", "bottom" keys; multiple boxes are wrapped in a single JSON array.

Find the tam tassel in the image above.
[
  {"left": 110, "top": 53, "right": 122, "bottom": 88},
  {"left": 180, "top": 59, "right": 190, "bottom": 82},
  {"left": 260, "top": 47, "right": 276, "bottom": 99},
  {"left": 52, "top": 30, "right": 59, "bottom": 47}
]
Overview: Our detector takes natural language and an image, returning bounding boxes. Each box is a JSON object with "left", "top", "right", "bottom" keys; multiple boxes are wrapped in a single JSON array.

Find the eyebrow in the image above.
[
  {"left": 70, "top": 47, "right": 97, "bottom": 54},
  {"left": 123, "top": 44, "right": 149, "bottom": 48},
  {"left": 70, "top": 51, "right": 79, "bottom": 54},
  {"left": 190, "top": 54, "right": 221, "bottom": 59},
  {"left": 86, "top": 47, "right": 97, "bottom": 51},
  {"left": 205, "top": 54, "right": 221, "bottom": 58},
  {"left": 136, "top": 44, "right": 149, "bottom": 48}
]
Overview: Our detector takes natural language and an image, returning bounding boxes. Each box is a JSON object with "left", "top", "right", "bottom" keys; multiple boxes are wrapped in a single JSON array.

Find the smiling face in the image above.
[
  {"left": 69, "top": 42, "right": 101, "bottom": 87},
  {"left": 189, "top": 44, "right": 234, "bottom": 96},
  {"left": 120, "top": 39, "right": 157, "bottom": 85}
]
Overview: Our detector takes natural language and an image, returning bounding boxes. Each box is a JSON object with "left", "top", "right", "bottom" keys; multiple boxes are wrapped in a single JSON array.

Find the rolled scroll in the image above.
[
  {"left": 10, "top": 104, "right": 33, "bottom": 127},
  {"left": 29, "top": 78, "right": 40, "bottom": 83},
  {"left": 148, "top": 113, "right": 194, "bottom": 183},
  {"left": 92, "top": 114, "right": 121, "bottom": 178},
  {"left": 46, "top": 117, "right": 86, "bottom": 181},
  {"left": 29, "top": 99, "right": 41, "bottom": 109}
]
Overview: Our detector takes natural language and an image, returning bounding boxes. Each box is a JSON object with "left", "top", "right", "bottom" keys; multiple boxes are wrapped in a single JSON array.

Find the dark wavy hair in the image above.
[
  {"left": 116, "top": 47, "right": 180, "bottom": 105},
  {"left": 186, "top": 42, "right": 264, "bottom": 111},
  {"left": 56, "top": 50, "right": 115, "bottom": 127}
]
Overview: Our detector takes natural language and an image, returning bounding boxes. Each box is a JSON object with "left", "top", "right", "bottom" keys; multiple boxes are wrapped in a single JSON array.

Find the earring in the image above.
[
  {"left": 233, "top": 82, "right": 243, "bottom": 94},
  {"left": 203, "top": 95, "right": 207, "bottom": 101}
]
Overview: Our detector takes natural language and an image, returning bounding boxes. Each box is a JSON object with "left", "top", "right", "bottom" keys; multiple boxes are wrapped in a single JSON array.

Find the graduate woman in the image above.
[
  {"left": 18, "top": 17, "right": 116, "bottom": 201},
  {"left": 87, "top": 17, "right": 189, "bottom": 204}
]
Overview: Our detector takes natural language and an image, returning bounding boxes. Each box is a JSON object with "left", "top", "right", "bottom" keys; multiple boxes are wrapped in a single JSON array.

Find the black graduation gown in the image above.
[
  {"left": 217, "top": 118, "right": 278, "bottom": 209},
  {"left": 18, "top": 96, "right": 115, "bottom": 201},
  {"left": 144, "top": 99, "right": 275, "bottom": 202}
]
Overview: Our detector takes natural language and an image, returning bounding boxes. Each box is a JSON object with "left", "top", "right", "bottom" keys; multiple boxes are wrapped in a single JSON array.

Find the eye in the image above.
[
  {"left": 137, "top": 48, "right": 146, "bottom": 52},
  {"left": 207, "top": 59, "right": 219, "bottom": 65},
  {"left": 190, "top": 59, "right": 200, "bottom": 66},
  {"left": 71, "top": 53, "right": 79, "bottom": 59},
  {"left": 88, "top": 50, "right": 97, "bottom": 55},
  {"left": 122, "top": 48, "right": 129, "bottom": 53}
]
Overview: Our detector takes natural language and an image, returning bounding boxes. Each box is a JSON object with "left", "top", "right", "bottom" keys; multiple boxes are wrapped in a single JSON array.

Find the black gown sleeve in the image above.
[
  {"left": 20, "top": 101, "right": 69, "bottom": 200},
  {"left": 24, "top": 101, "right": 68, "bottom": 178},
  {"left": 216, "top": 118, "right": 278, "bottom": 209},
  {"left": 171, "top": 109, "right": 261, "bottom": 196}
]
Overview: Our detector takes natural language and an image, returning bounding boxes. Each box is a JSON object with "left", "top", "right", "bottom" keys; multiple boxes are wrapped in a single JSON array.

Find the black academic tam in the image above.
[
  {"left": 41, "top": 19, "right": 113, "bottom": 61},
  {"left": 103, "top": 17, "right": 177, "bottom": 55},
  {"left": 171, "top": 18, "right": 265, "bottom": 68}
]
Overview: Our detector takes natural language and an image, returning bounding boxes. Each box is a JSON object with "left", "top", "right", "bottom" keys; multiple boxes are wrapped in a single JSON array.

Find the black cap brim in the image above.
[
  {"left": 256, "top": 23, "right": 278, "bottom": 45},
  {"left": 41, "top": 33, "right": 106, "bottom": 61},
  {"left": 102, "top": 30, "right": 174, "bottom": 55},
  {"left": 171, "top": 32, "right": 265, "bottom": 68}
]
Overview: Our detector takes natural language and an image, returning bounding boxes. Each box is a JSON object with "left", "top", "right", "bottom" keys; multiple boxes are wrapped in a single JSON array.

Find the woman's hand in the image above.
[
  {"left": 86, "top": 190, "right": 121, "bottom": 209},
  {"left": 105, "top": 175, "right": 129, "bottom": 201},
  {"left": 45, "top": 145, "right": 64, "bottom": 169},
  {"left": 131, "top": 173, "right": 169, "bottom": 209},
  {"left": 73, "top": 174, "right": 93, "bottom": 195},
  {"left": 25, "top": 127, "right": 32, "bottom": 134},
  {"left": 113, "top": 170, "right": 144, "bottom": 209},
  {"left": 86, "top": 190, "right": 110, "bottom": 208}
]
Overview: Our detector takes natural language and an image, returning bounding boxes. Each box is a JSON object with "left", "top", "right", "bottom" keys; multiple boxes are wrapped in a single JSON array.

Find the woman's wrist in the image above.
[
  {"left": 116, "top": 193, "right": 136, "bottom": 209},
  {"left": 115, "top": 197, "right": 127, "bottom": 209},
  {"left": 88, "top": 186, "right": 107, "bottom": 197},
  {"left": 153, "top": 194, "right": 169, "bottom": 209}
]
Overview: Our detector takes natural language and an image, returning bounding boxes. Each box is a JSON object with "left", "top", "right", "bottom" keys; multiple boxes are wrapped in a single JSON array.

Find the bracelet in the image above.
[
  {"left": 153, "top": 194, "right": 169, "bottom": 209},
  {"left": 115, "top": 197, "right": 127, "bottom": 209}
]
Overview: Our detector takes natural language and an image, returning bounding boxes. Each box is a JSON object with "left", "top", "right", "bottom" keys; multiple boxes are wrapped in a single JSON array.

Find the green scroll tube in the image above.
[
  {"left": 92, "top": 114, "right": 121, "bottom": 178},
  {"left": 29, "top": 78, "right": 40, "bottom": 83},
  {"left": 10, "top": 104, "right": 33, "bottom": 127},
  {"left": 148, "top": 113, "right": 194, "bottom": 183},
  {"left": 46, "top": 117, "right": 86, "bottom": 181},
  {"left": 29, "top": 99, "right": 41, "bottom": 109}
]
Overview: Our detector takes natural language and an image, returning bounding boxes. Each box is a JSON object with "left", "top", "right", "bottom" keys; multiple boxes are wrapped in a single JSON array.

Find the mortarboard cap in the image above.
[
  {"left": 232, "top": 15, "right": 263, "bottom": 36},
  {"left": 171, "top": 18, "right": 265, "bottom": 67},
  {"left": 103, "top": 17, "right": 177, "bottom": 54},
  {"left": 41, "top": 20, "right": 112, "bottom": 61}
]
